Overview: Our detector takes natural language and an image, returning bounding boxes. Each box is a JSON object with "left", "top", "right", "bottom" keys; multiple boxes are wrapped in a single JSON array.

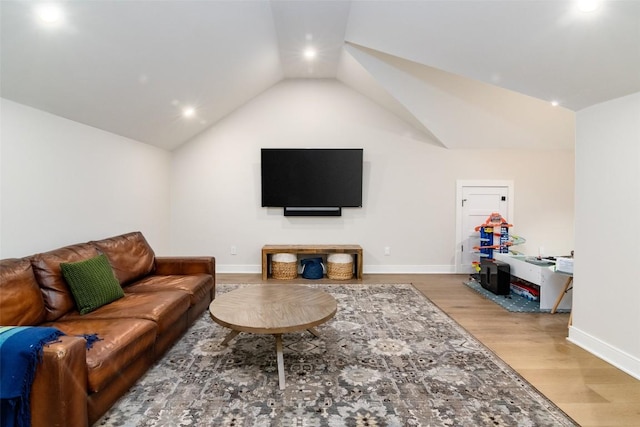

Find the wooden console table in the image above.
[{"left": 262, "top": 244, "right": 363, "bottom": 280}]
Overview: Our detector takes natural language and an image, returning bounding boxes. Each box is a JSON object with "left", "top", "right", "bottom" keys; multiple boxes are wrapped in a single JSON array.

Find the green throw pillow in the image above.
[{"left": 60, "top": 254, "right": 124, "bottom": 314}]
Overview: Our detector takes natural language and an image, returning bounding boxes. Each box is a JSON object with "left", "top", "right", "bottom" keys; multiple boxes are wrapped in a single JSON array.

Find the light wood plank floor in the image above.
[{"left": 218, "top": 273, "right": 640, "bottom": 427}]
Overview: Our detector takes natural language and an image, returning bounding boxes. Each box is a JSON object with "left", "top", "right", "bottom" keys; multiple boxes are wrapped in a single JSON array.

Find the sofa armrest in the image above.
[
  {"left": 31, "top": 335, "right": 88, "bottom": 427},
  {"left": 154, "top": 257, "right": 215, "bottom": 276}
]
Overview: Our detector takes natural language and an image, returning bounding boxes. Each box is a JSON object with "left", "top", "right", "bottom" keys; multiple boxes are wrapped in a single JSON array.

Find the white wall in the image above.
[
  {"left": 170, "top": 79, "right": 574, "bottom": 272},
  {"left": 0, "top": 98, "right": 172, "bottom": 258},
  {"left": 570, "top": 92, "right": 640, "bottom": 379}
]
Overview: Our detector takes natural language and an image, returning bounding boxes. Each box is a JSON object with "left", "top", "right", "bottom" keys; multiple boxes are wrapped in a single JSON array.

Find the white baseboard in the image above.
[
  {"left": 216, "top": 264, "right": 262, "bottom": 274},
  {"left": 216, "top": 264, "right": 459, "bottom": 274},
  {"left": 363, "top": 265, "right": 458, "bottom": 274},
  {"left": 568, "top": 326, "right": 640, "bottom": 380}
]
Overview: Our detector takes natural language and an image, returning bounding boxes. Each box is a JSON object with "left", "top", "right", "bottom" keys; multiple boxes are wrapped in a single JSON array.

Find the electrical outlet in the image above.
[
  {"left": 384, "top": 246, "right": 391, "bottom": 256},
  {"left": 231, "top": 246, "right": 237, "bottom": 255}
]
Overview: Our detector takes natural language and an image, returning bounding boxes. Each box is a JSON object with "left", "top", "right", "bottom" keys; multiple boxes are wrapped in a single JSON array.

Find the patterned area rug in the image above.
[{"left": 97, "top": 284, "right": 577, "bottom": 426}]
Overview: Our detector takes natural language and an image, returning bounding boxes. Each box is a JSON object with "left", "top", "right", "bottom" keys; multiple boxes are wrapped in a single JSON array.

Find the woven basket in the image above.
[
  {"left": 272, "top": 253, "right": 298, "bottom": 280},
  {"left": 327, "top": 253, "right": 353, "bottom": 280}
]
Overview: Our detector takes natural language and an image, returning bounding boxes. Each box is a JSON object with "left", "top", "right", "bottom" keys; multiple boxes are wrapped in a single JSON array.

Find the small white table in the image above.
[{"left": 494, "top": 253, "right": 573, "bottom": 311}]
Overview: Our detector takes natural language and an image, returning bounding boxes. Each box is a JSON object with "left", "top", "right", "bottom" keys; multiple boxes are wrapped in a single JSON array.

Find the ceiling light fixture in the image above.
[
  {"left": 576, "top": 0, "right": 601, "bottom": 13},
  {"left": 36, "top": 4, "right": 63, "bottom": 23},
  {"left": 303, "top": 48, "right": 317, "bottom": 60},
  {"left": 182, "top": 107, "right": 195, "bottom": 118},
  {"left": 551, "top": 100, "right": 560, "bottom": 107}
]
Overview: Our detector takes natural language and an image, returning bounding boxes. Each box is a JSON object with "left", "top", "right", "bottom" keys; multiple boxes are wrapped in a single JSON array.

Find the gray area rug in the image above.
[{"left": 97, "top": 284, "right": 577, "bottom": 426}]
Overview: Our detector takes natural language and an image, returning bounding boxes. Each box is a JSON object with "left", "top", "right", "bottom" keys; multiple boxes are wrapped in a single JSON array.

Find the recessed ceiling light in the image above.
[
  {"left": 576, "top": 0, "right": 601, "bottom": 13},
  {"left": 36, "top": 4, "right": 63, "bottom": 24},
  {"left": 182, "top": 107, "right": 195, "bottom": 118},
  {"left": 551, "top": 100, "right": 560, "bottom": 107},
  {"left": 304, "top": 48, "right": 317, "bottom": 60}
]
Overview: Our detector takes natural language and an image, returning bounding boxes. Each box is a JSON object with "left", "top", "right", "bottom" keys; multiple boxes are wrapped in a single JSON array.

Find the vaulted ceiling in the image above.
[{"left": 2, "top": 1, "right": 638, "bottom": 151}]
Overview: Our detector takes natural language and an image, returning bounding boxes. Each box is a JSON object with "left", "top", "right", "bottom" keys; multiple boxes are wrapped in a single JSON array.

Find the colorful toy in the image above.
[
  {"left": 473, "top": 213, "right": 513, "bottom": 260},
  {"left": 470, "top": 213, "right": 528, "bottom": 274},
  {"left": 471, "top": 213, "right": 526, "bottom": 272},
  {"left": 510, "top": 281, "right": 540, "bottom": 301}
]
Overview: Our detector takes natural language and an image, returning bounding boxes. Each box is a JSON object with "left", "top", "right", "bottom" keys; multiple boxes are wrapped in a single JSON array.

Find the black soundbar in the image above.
[{"left": 284, "top": 207, "right": 342, "bottom": 217}]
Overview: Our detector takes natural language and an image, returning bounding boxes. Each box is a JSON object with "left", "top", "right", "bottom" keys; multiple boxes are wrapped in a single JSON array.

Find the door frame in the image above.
[{"left": 455, "top": 180, "right": 515, "bottom": 273}]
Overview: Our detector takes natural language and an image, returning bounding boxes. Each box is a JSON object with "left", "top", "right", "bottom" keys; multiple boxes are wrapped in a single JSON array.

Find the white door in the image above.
[{"left": 456, "top": 181, "right": 513, "bottom": 273}]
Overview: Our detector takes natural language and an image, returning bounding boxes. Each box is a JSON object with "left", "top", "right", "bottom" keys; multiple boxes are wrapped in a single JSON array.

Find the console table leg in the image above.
[
  {"left": 275, "top": 334, "right": 286, "bottom": 390},
  {"left": 568, "top": 310, "right": 573, "bottom": 327},
  {"left": 551, "top": 276, "right": 573, "bottom": 314}
]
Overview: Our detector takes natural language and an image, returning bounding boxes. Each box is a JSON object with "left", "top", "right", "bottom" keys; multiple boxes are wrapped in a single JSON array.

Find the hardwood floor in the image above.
[{"left": 217, "top": 273, "right": 640, "bottom": 427}]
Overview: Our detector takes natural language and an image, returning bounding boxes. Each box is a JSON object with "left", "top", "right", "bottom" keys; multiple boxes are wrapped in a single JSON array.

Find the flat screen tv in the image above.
[{"left": 261, "top": 148, "right": 363, "bottom": 216}]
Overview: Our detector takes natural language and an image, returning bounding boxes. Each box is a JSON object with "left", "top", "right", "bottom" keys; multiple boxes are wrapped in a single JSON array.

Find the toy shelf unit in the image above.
[
  {"left": 471, "top": 213, "right": 529, "bottom": 297},
  {"left": 470, "top": 213, "right": 514, "bottom": 295}
]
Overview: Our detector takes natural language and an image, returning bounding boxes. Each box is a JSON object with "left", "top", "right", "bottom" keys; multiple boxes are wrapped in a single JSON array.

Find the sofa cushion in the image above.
[
  {"left": 45, "top": 318, "right": 157, "bottom": 393},
  {"left": 60, "top": 291, "right": 190, "bottom": 335},
  {"left": 126, "top": 274, "right": 213, "bottom": 306},
  {"left": 31, "top": 243, "right": 101, "bottom": 321},
  {"left": 90, "top": 232, "right": 155, "bottom": 286},
  {"left": 0, "top": 258, "right": 47, "bottom": 325},
  {"left": 60, "top": 254, "right": 125, "bottom": 314}
]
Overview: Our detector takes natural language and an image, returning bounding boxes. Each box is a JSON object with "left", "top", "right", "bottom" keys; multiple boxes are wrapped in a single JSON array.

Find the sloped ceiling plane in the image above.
[{"left": 1, "top": 1, "right": 638, "bottom": 150}]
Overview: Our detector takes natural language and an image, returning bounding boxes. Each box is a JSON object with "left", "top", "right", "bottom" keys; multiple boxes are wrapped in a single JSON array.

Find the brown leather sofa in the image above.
[{"left": 0, "top": 231, "right": 215, "bottom": 426}]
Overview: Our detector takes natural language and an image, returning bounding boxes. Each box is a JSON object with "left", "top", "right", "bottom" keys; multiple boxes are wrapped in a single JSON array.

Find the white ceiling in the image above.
[{"left": 2, "top": 0, "right": 638, "bottom": 151}]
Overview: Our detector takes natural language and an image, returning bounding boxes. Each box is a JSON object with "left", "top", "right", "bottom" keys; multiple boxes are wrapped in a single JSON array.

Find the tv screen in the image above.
[{"left": 261, "top": 148, "right": 363, "bottom": 209}]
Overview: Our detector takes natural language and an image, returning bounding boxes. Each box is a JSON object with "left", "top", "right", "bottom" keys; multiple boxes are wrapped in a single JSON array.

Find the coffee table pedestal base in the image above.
[
  {"left": 221, "top": 329, "right": 321, "bottom": 390},
  {"left": 275, "top": 334, "right": 285, "bottom": 389},
  {"left": 209, "top": 285, "right": 337, "bottom": 390}
]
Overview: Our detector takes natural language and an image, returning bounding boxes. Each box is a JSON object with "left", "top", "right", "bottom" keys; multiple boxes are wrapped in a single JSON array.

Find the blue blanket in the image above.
[{"left": 0, "top": 326, "right": 65, "bottom": 427}]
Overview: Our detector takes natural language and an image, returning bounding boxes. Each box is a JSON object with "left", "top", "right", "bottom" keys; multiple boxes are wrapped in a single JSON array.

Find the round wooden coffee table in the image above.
[{"left": 209, "top": 284, "right": 337, "bottom": 389}]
